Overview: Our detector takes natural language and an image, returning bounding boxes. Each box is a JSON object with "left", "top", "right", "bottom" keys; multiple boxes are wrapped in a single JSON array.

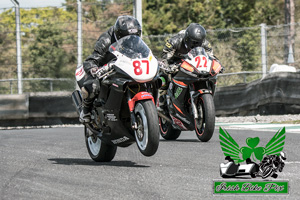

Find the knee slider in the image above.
[{"left": 81, "top": 87, "right": 89, "bottom": 99}]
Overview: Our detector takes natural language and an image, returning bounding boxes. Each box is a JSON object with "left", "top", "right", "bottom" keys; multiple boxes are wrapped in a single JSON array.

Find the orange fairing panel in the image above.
[
  {"left": 173, "top": 103, "right": 184, "bottom": 115},
  {"left": 172, "top": 79, "right": 187, "bottom": 87},
  {"left": 210, "top": 60, "right": 222, "bottom": 76},
  {"left": 181, "top": 61, "right": 194, "bottom": 72}
]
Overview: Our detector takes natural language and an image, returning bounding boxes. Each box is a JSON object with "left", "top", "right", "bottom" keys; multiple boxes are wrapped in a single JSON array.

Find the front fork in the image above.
[
  {"left": 190, "top": 90, "right": 199, "bottom": 120},
  {"left": 127, "top": 90, "right": 155, "bottom": 130},
  {"left": 189, "top": 85, "right": 212, "bottom": 120}
]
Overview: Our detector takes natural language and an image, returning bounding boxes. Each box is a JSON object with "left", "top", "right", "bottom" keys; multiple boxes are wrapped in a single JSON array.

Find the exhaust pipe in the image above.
[
  {"left": 158, "top": 111, "right": 173, "bottom": 123},
  {"left": 71, "top": 90, "right": 83, "bottom": 115}
]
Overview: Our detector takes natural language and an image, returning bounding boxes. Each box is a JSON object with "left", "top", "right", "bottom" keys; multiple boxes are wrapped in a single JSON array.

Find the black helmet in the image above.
[
  {"left": 114, "top": 15, "right": 142, "bottom": 40},
  {"left": 184, "top": 23, "right": 206, "bottom": 49}
]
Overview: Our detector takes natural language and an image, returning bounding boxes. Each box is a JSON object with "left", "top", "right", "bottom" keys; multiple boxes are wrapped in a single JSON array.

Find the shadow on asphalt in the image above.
[
  {"left": 48, "top": 158, "right": 150, "bottom": 168},
  {"left": 159, "top": 139, "right": 204, "bottom": 143}
]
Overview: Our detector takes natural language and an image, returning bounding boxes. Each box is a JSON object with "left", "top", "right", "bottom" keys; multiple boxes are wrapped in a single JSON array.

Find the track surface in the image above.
[{"left": 0, "top": 125, "right": 299, "bottom": 200}]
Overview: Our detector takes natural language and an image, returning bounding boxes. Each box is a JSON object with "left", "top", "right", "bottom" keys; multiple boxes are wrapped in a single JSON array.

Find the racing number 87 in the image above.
[{"left": 133, "top": 60, "right": 149, "bottom": 75}]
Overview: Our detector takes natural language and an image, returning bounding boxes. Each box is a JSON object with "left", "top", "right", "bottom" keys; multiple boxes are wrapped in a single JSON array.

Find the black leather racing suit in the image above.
[
  {"left": 158, "top": 30, "right": 215, "bottom": 109},
  {"left": 161, "top": 30, "right": 213, "bottom": 66},
  {"left": 80, "top": 26, "right": 116, "bottom": 102}
]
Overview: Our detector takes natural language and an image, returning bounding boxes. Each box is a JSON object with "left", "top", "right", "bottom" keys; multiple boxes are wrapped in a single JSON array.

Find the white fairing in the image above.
[
  {"left": 186, "top": 53, "right": 212, "bottom": 73},
  {"left": 112, "top": 51, "right": 158, "bottom": 83},
  {"left": 75, "top": 65, "right": 86, "bottom": 81}
]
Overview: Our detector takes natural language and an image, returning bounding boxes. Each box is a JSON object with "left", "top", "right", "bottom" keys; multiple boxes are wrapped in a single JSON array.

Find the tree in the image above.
[
  {"left": 29, "top": 22, "right": 76, "bottom": 78},
  {"left": 143, "top": 0, "right": 287, "bottom": 71}
]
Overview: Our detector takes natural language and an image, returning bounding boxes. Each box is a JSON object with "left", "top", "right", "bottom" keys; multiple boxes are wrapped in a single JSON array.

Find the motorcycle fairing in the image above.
[
  {"left": 167, "top": 81, "right": 195, "bottom": 130},
  {"left": 109, "top": 35, "right": 158, "bottom": 83},
  {"left": 96, "top": 76, "right": 158, "bottom": 147},
  {"left": 94, "top": 78, "right": 138, "bottom": 147},
  {"left": 111, "top": 51, "right": 158, "bottom": 83}
]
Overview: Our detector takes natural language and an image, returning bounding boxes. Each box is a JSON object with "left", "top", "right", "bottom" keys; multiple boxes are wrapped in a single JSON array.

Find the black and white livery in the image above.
[{"left": 73, "top": 35, "right": 161, "bottom": 162}]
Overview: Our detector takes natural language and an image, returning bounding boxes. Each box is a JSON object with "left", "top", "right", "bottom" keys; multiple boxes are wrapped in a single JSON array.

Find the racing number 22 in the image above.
[
  {"left": 195, "top": 56, "right": 207, "bottom": 68},
  {"left": 133, "top": 60, "right": 149, "bottom": 75}
]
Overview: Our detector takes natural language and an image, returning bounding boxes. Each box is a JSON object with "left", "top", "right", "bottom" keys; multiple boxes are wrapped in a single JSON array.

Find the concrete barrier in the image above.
[
  {"left": 28, "top": 92, "right": 77, "bottom": 118},
  {"left": 0, "top": 94, "right": 29, "bottom": 119},
  {"left": 214, "top": 72, "right": 300, "bottom": 116}
]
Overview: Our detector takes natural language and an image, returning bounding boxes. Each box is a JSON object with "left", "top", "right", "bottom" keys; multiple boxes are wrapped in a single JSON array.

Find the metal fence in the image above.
[
  {"left": 0, "top": 78, "right": 75, "bottom": 94},
  {"left": 0, "top": 72, "right": 263, "bottom": 93},
  {"left": 0, "top": 2, "right": 299, "bottom": 94}
]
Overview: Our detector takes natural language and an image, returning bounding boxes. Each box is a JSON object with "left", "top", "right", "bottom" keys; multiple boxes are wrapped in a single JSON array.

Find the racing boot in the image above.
[{"left": 79, "top": 99, "right": 93, "bottom": 123}]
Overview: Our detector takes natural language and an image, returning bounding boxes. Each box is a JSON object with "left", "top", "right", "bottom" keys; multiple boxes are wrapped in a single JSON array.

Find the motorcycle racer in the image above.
[
  {"left": 158, "top": 23, "right": 215, "bottom": 111},
  {"left": 77, "top": 15, "right": 142, "bottom": 123}
]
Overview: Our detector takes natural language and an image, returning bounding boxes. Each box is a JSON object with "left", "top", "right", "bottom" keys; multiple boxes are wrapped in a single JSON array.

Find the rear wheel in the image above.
[
  {"left": 159, "top": 117, "right": 181, "bottom": 140},
  {"left": 85, "top": 126, "right": 117, "bottom": 162},
  {"left": 134, "top": 100, "right": 160, "bottom": 156},
  {"left": 195, "top": 94, "right": 215, "bottom": 142}
]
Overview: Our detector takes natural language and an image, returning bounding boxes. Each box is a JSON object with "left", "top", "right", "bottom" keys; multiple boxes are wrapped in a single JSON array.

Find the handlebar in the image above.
[{"left": 95, "top": 63, "right": 114, "bottom": 79}]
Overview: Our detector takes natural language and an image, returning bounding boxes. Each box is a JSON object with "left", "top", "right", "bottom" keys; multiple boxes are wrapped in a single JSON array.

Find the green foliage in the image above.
[
  {"left": 143, "top": 0, "right": 287, "bottom": 71},
  {"left": 0, "top": 8, "right": 17, "bottom": 79},
  {"left": 0, "top": 0, "right": 297, "bottom": 86},
  {"left": 29, "top": 22, "right": 76, "bottom": 78}
]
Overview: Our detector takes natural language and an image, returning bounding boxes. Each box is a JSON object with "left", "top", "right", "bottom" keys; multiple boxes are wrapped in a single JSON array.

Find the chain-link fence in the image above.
[
  {"left": 144, "top": 23, "right": 299, "bottom": 87},
  {"left": 0, "top": 1, "right": 133, "bottom": 94},
  {"left": 0, "top": 2, "right": 299, "bottom": 93},
  {"left": 0, "top": 78, "right": 75, "bottom": 94}
]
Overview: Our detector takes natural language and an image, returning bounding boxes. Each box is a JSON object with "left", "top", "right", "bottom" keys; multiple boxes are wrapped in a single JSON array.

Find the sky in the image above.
[{"left": 0, "top": 0, "right": 66, "bottom": 9}]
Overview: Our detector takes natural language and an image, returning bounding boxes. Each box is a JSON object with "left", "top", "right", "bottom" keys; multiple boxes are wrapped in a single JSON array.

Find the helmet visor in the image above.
[{"left": 190, "top": 39, "right": 203, "bottom": 49}]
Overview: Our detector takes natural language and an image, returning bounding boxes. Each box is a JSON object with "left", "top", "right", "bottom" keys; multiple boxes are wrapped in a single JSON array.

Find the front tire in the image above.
[
  {"left": 195, "top": 94, "right": 215, "bottom": 142},
  {"left": 134, "top": 100, "right": 160, "bottom": 156},
  {"left": 85, "top": 126, "right": 117, "bottom": 162},
  {"left": 261, "top": 167, "right": 274, "bottom": 179},
  {"left": 159, "top": 117, "right": 181, "bottom": 140}
]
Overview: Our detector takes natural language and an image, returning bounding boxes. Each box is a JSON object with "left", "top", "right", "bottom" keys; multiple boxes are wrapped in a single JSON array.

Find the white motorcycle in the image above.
[{"left": 72, "top": 35, "right": 161, "bottom": 162}]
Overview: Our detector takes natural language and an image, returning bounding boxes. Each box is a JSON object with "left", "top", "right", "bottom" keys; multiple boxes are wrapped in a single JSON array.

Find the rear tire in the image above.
[
  {"left": 134, "top": 100, "right": 160, "bottom": 156},
  {"left": 85, "top": 126, "right": 117, "bottom": 162},
  {"left": 159, "top": 117, "right": 181, "bottom": 140},
  {"left": 195, "top": 94, "right": 215, "bottom": 142}
]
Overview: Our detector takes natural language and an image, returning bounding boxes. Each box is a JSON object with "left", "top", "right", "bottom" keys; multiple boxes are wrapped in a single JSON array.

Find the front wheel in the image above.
[
  {"left": 134, "top": 100, "right": 160, "bottom": 156},
  {"left": 85, "top": 126, "right": 117, "bottom": 162},
  {"left": 159, "top": 117, "right": 181, "bottom": 140},
  {"left": 261, "top": 167, "right": 274, "bottom": 179},
  {"left": 194, "top": 94, "right": 215, "bottom": 142}
]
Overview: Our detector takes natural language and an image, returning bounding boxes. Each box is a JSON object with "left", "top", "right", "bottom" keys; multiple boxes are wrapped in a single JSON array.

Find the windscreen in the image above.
[
  {"left": 188, "top": 47, "right": 208, "bottom": 58},
  {"left": 109, "top": 35, "right": 150, "bottom": 59}
]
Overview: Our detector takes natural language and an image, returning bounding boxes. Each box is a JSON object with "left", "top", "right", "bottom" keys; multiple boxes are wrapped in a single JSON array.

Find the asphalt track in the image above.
[{"left": 0, "top": 124, "right": 299, "bottom": 200}]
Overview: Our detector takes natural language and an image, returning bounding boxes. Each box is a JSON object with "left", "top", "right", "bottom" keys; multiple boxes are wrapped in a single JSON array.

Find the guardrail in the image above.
[
  {"left": 217, "top": 71, "right": 263, "bottom": 87},
  {"left": 0, "top": 72, "right": 264, "bottom": 94},
  {"left": 0, "top": 78, "right": 76, "bottom": 94},
  {"left": 0, "top": 71, "right": 299, "bottom": 94}
]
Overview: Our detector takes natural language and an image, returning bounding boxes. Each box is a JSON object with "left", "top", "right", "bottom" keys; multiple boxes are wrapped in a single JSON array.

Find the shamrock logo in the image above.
[
  {"left": 240, "top": 137, "right": 265, "bottom": 162},
  {"left": 219, "top": 127, "right": 285, "bottom": 163}
]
